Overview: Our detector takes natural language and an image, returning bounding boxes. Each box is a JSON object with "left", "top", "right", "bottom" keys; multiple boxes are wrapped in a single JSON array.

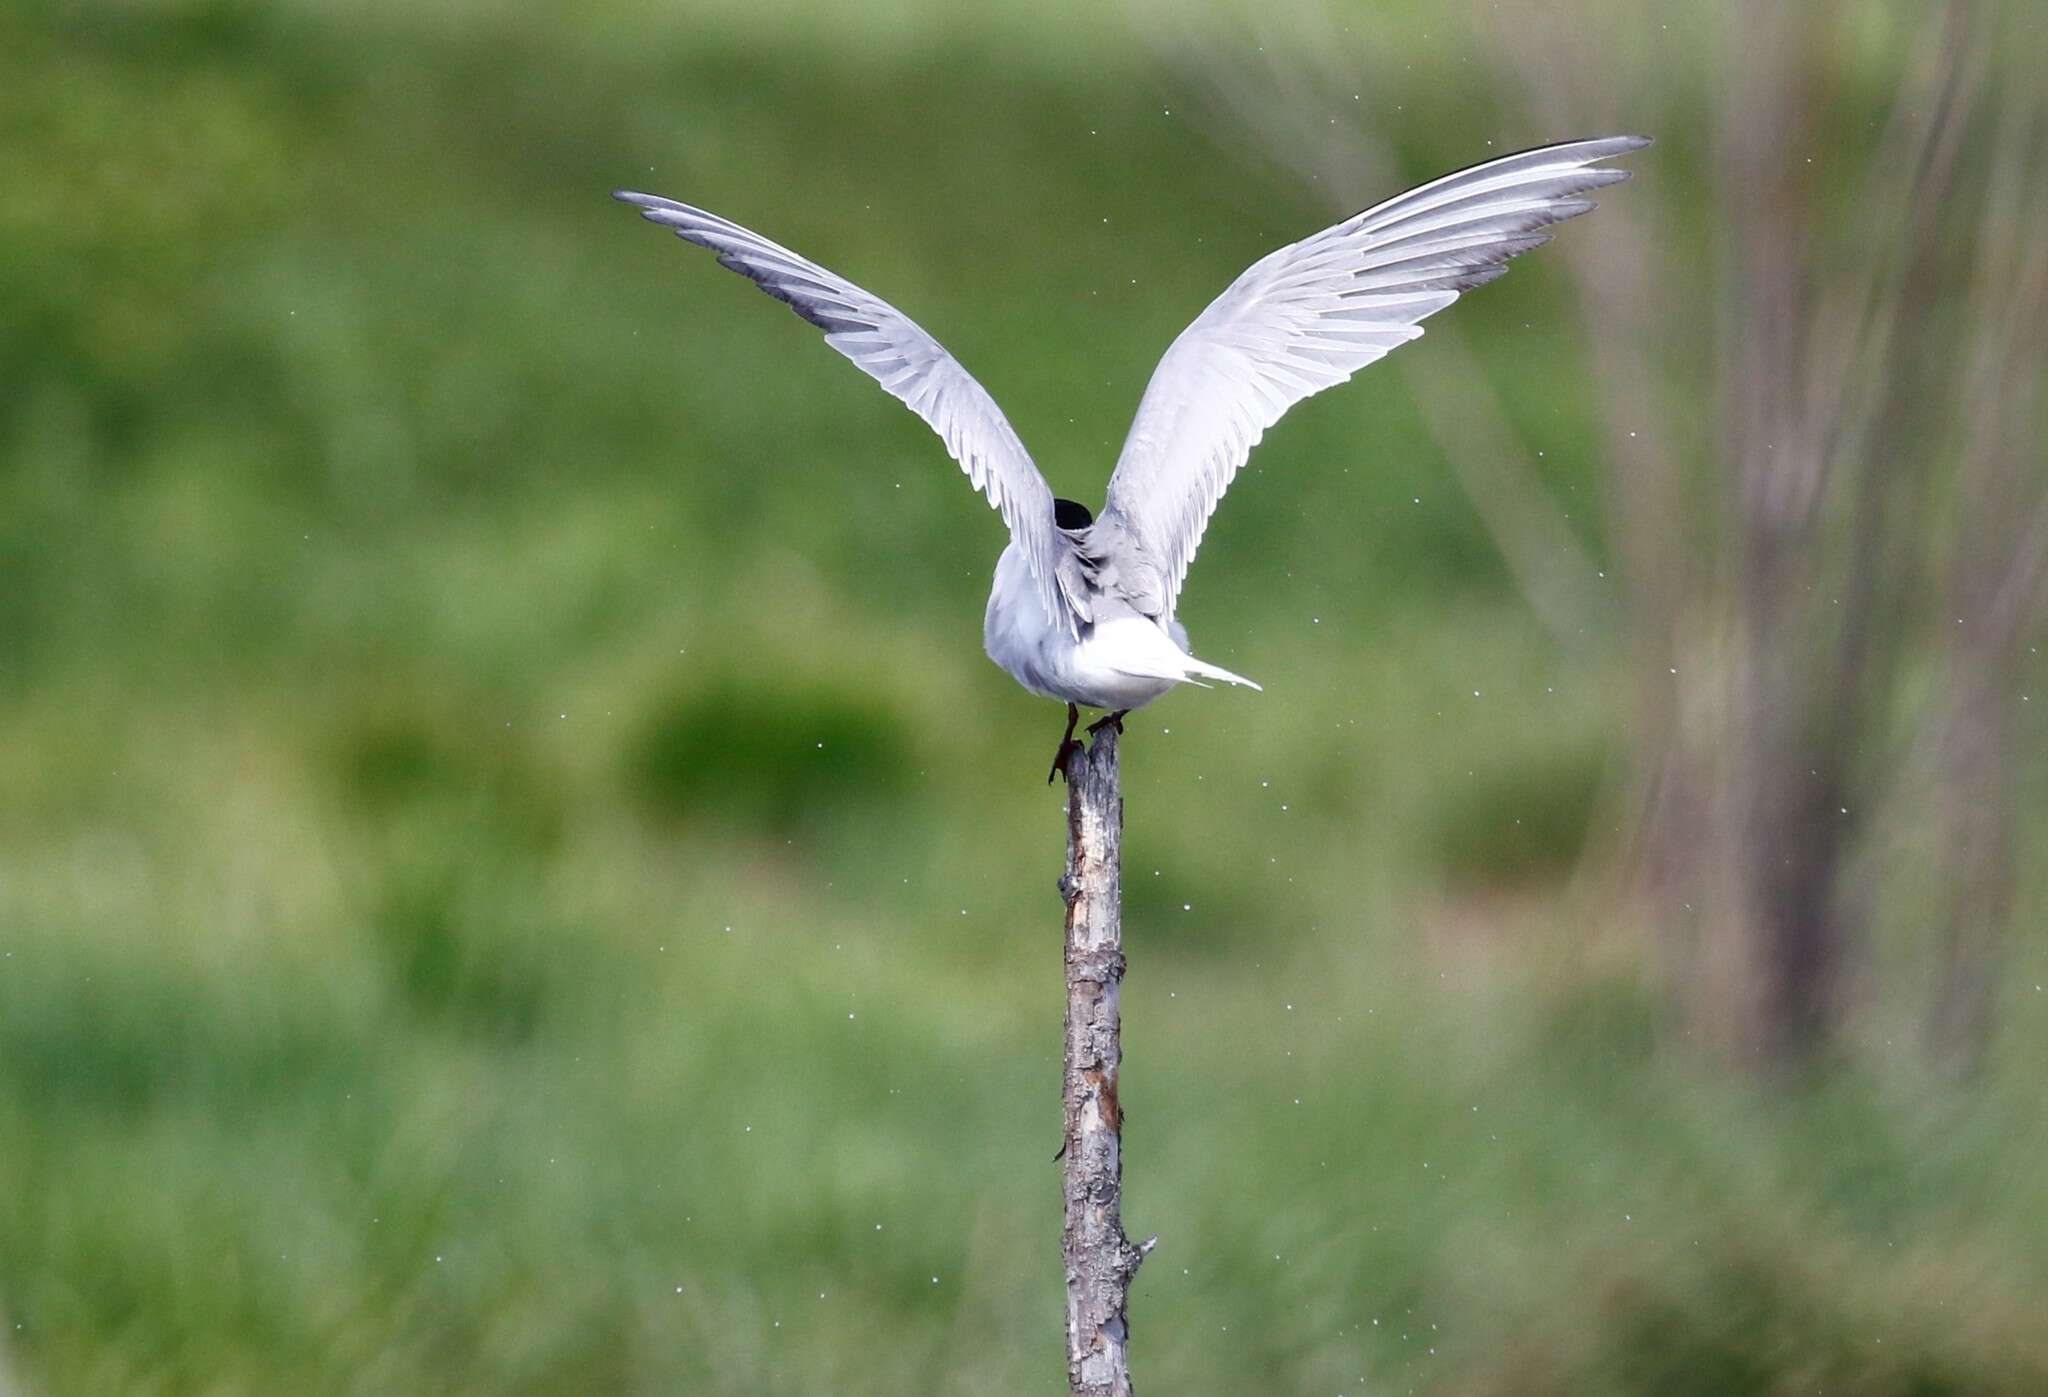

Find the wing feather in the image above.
[
  {"left": 615, "top": 192, "right": 1081, "bottom": 635},
  {"left": 1099, "top": 135, "right": 1648, "bottom": 618}
]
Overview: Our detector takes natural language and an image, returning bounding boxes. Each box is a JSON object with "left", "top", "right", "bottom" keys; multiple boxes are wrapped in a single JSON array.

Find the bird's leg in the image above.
[
  {"left": 1047, "top": 702, "right": 1083, "bottom": 784},
  {"left": 1086, "top": 708, "right": 1128, "bottom": 737}
]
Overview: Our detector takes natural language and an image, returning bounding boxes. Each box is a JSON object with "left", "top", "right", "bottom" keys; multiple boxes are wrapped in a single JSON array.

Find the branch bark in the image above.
[{"left": 1059, "top": 725, "right": 1148, "bottom": 1396}]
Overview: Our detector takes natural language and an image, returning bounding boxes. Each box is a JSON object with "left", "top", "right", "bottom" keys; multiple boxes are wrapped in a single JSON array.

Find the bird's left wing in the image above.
[
  {"left": 615, "top": 191, "right": 1083, "bottom": 636},
  {"left": 1097, "top": 135, "right": 1649, "bottom": 620}
]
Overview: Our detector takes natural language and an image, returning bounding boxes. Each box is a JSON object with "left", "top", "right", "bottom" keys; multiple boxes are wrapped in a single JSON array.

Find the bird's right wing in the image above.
[
  {"left": 616, "top": 191, "right": 1083, "bottom": 637},
  {"left": 1098, "top": 135, "right": 1649, "bottom": 619}
]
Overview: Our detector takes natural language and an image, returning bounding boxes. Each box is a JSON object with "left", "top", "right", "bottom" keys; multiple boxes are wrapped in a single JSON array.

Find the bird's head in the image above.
[{"left": 1053, "top": 498, "right": 1094, "bottom": 533}]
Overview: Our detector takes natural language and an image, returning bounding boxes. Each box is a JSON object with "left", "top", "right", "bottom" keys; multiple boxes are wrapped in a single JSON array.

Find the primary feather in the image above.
[
  {"left": 1099, "top": 134, "right": 1649, "bottom": 621},
  {"left": 615, "top": 135, "right": 1647, "bottom": 773},
  {"left": 612, "top": 190, "right": 1084, "bottom": 637}
]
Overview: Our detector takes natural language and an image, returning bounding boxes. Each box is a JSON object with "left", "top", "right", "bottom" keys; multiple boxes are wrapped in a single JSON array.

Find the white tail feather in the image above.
[
  {"left": 1182, "top": 655, "right": 1262, "bottom": 691},
  {"left": 1086, "top": 616, "right": 1262, "bottom": 698}
]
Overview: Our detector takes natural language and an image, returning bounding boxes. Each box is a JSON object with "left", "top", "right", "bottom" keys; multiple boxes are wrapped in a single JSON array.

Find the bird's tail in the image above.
[
  {"left": 1098, "top": 616, "right": 1263, "bottom": 692},
  {"left": 1178, "top": 654, "right": 1262, "bottom": 691}
]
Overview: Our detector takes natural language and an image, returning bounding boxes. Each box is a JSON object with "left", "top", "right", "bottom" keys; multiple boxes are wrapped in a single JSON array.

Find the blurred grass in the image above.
[{"left": 3, "top": 0, "right": 2047, "bottom": 1392}]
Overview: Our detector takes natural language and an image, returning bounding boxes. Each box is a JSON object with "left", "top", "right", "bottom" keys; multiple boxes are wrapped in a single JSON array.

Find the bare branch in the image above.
[{"left": 1060, "top": 728, "right": 1146, "bottom": 1396}]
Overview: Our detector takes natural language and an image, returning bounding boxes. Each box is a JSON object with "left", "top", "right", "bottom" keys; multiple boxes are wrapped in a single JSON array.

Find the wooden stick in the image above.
[{"left": 1058, "top": 725, "right": 1150, "bottom": 1396}]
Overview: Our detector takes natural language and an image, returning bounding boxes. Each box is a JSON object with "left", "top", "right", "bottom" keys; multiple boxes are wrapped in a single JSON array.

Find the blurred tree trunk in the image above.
[
  {"left": 1709, "top": 0, "right": 1842, "bottom": 1057},
  {"left": 1490, "top": 0, "right": 2004, "bottom": 1066},
  {"left": 1151, "top": 0, "right": 2042, "bottom": 1068},
  {"left": 1918, "top": 87, "right": 2048, "bottom": 1070}
]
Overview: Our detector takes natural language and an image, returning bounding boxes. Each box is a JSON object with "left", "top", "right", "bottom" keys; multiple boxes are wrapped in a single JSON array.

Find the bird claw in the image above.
[
  {"left": 1052, "top": 711, "right": 1125, "bottom": 779},
  {"left": 1048, "top": 737, "right": 1085, "bottom": 785},
  {"left": 1086, "top": 709, "right": 1127, "bottom": 737},
  {"left": 1048, "top": 702, "right": 1084, "bottom": 784}
]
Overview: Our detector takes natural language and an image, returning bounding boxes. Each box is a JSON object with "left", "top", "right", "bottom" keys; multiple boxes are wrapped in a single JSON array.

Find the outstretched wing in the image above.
[
  {"left": 615, "top": 191, "right": 1081, "bottom": 636},
  {"left": 1098, "top": 135, "right": 1649, "bottom": 619}
]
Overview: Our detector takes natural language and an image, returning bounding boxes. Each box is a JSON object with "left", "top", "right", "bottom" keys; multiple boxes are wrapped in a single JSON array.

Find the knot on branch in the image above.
[
  {"left": 1065, "top": 946, "right": 1126, "bottom": 984},
  {"left": 1082, "top": 1067, "right": 1122, "bottom": 1132}
]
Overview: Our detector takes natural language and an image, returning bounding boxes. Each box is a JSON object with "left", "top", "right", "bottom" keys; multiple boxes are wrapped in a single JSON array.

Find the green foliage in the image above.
[
  {"left": 1426, "top": 743, "right": 1606, "bottom": 886},
  {"left": 628, "top": 680, "right": 913, "bottom": 833}
]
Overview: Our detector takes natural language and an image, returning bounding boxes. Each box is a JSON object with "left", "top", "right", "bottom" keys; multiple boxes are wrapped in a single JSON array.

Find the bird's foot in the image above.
[
  {"left": 1048, "top": 702, "right": 1084, "bottom": 784},
  {"left": 1048, "top": 737, "right": 1085, "bottom": 785},
  {"left": 1086, "top": 709, "right": 1128, "bottom": 737}
]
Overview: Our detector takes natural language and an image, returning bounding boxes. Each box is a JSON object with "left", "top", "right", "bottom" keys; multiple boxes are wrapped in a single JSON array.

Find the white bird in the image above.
[{"left": 616, "top": 134, "right": 1648, "bottom": 781}]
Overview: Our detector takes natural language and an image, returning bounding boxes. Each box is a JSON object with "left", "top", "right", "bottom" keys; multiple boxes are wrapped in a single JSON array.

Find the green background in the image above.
[{"left": 4, "top": 1, "right": 2045, "bottom": 1392}]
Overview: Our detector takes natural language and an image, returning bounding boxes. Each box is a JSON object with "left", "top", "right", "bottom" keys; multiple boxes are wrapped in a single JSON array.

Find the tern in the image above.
[{"left": 617, "top": 134, "right": 1647, "bottom": 782}]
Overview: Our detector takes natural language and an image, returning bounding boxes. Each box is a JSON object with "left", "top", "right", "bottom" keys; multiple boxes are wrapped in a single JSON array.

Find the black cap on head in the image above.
[{"left": 1054, "top": 498, "right": 1094, "bottom": 531}]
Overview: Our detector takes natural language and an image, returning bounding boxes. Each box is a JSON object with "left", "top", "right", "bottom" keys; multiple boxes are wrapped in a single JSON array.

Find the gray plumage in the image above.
[
  {"left": 1097, "top": 133, "right": 1648, "bottom": 621},
  {"left": 614, "top": 134, "right": 1648, "bottom": 763},
  {"left": 612, "top": 192, "right": 1086, "bottom": 638}
]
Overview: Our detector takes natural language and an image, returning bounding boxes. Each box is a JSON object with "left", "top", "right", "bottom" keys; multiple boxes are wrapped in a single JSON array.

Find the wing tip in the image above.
[
  {"left": 1549, "top": 134, "right": 1651, "bottom": 183},
  {"left": 614, "top": 190, "right": 696, "bottom": 220},
  {"left": 1570, "top": 133, "right": 1653, "bottom": 156},
  {"left": 1531, "top": 133, "right": 1652, "bottom": 171}
]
